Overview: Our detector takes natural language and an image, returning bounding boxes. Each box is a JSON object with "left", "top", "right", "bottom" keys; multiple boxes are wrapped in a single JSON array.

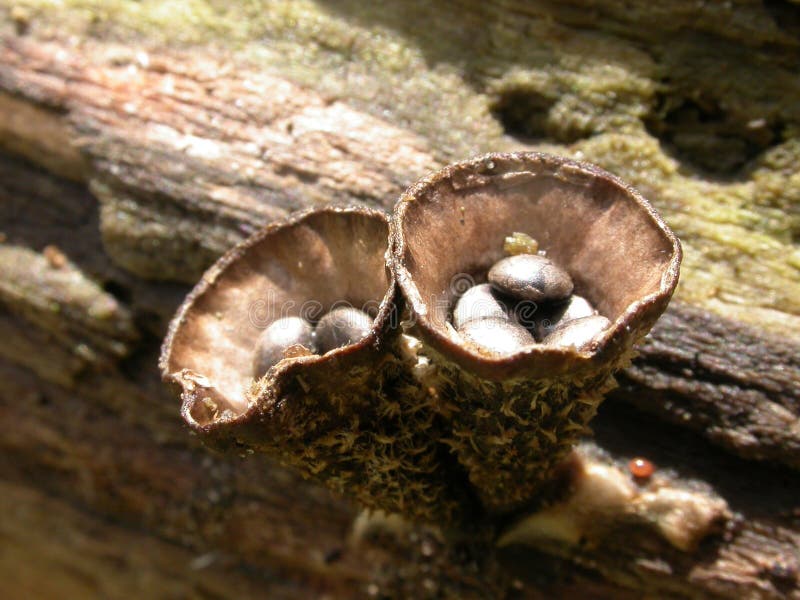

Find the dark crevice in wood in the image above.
[{"left": 644, "top": 94, "right": 784, "bottom": 177}]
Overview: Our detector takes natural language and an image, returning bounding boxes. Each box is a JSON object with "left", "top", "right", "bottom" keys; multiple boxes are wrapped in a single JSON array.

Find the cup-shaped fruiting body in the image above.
[
  {"left": 390, "top": 152, "right": 681, "bottom": 514},
  {"left": 160, "top": 207, "right": 461, "bottom": 523}
]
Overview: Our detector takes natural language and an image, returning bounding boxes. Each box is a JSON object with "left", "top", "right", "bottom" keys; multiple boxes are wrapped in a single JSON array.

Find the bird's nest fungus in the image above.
[{"left": 161, "top": 151, "right": 681, "bottom": 526}]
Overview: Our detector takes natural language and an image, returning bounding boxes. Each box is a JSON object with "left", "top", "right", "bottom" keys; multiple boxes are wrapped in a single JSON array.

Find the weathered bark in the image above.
[
  {"left": 618, "top": 306, "right": 800, "bottom": 469},
  {"left": 0, "top": 481, "right": 330, "bottom": 600},
  {"left": 0, "top": 36, "right": 437, "bottom": 282},
  {"left": 0, "top": 3, "right": 798, "bottom": 598}
]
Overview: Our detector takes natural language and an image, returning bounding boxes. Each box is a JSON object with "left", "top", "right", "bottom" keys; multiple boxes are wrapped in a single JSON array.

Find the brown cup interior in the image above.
[
  {"left": 162, "top": 208, "right": 392, "bottom": 421},
  {"left": 393, "top": 153, "right": 681, "bottom": 379}
]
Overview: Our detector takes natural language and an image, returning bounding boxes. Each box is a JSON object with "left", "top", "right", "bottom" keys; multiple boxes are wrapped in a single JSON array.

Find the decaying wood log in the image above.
[
  {"left": 2, "top": 116, "right": 797, "bottom": 599},
  {"left": 0, "top": 2, "right": 798, "bottom": 598}
]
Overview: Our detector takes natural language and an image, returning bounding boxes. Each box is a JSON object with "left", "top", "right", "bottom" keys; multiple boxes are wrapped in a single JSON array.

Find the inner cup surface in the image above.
[
  {"left": 395, "top": 153, "right": 679, "bottom": 377},
  {"left": 163, "top": 209, "right": 391, "bottom": 418}
]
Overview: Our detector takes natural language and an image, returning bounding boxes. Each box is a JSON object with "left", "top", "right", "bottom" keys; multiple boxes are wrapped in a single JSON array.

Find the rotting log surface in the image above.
[
  {"left": 0, "top": 5, "right": 798, "bottom": 599},
  {"left": 618, "top": 306, "right": 800, "bottom": 470}
]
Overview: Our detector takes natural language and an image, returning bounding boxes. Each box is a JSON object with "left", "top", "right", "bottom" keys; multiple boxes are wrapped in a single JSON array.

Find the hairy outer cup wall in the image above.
[
  {"left": 390, "top": 152, "right": 682, "bottom": 514},
  {"left": 160, "top": 207, "right": 462, "bottom": 523}
]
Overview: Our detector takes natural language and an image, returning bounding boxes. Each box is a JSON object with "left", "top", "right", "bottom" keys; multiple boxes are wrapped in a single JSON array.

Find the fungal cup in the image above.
[
  {"left": 390, "top": 152, "right": 681, "bottom": 513},
  {"left": 160, "top": 207, "right": 462, "bottom": 522}
]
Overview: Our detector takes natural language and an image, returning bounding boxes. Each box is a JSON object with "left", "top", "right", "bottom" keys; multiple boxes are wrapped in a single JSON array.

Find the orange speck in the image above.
[
  {"left": 629, "top": 457, "right": 655, "bottom": 479},
  {"left": 43, "top": 245, "right": 67, "bottom": 269}
]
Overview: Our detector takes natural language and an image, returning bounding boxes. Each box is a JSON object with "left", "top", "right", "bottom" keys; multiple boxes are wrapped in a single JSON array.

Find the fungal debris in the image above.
[
  {"left": 503, "top": 231, "right": 539, "bottom": 256},
  {"left": 349, "top": 508, "right": 414, "bottom": 548},
  {"left": 497, "top": 447, "right": 731, "bottom": 553},
  {"left": 43, "top": 244, "right": 68, "bottom": 269},
  {"left": 177, "top": 368, "right": 213, "bottom": 392},
  {"left": 635, "top": 485, "right": 731, "bottom": 552},
  {"left": 398, "top": 334, "right": 437, "bottom": 382},
  {"left": 252, "top": 316, "right": 316, "bottom": 378}
]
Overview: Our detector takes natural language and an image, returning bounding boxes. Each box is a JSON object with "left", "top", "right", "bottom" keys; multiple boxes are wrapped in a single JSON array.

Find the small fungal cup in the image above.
[
  {"left": 390, "top": 152, "right": 681, "bottom": 514},
  {"left": 160, "top": 207, "right": 462, "bottom": 523}
]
